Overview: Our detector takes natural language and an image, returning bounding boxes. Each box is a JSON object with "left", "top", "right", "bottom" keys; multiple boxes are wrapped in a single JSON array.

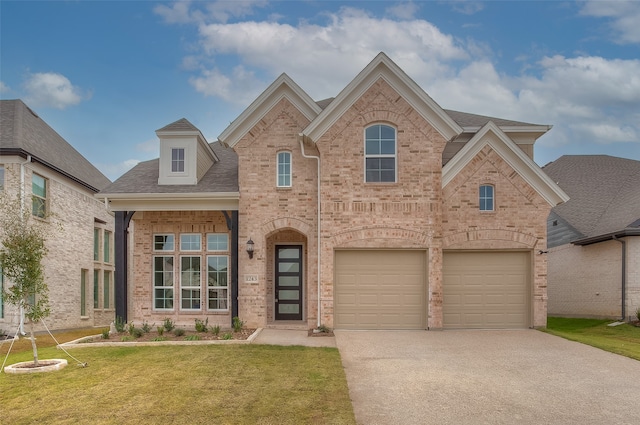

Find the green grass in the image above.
[
  {"left": 1, "top": 332, "right": 355, "bottom": 425},
  {"left": 542, "top": 317, "right": 640, "bottom": 361}
]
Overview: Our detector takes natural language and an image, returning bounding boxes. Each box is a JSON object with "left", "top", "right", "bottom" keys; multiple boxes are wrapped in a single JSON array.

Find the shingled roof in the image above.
[
  {"left": 100, "top": 141, "right": 238, "bottom": 194},
  {"left": 543, "top": 155, "right": 640, "bottom": 244},
  {"left": 0, "top": 99, "right": 111, "bottom": 192}
]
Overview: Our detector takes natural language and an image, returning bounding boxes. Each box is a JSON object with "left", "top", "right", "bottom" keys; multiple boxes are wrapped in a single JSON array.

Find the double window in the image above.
[
  {"left": 365, "top": 124, "right": 396, "bottom": 183},
  {"left": 277, "top": 151, "right": 291, "bottom": 187},
  {"left": 152, "top": 233, "right": 229, "bottom": 312}
]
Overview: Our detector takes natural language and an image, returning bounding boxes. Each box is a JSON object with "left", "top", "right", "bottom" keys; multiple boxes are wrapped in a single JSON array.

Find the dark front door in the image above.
[{"left": 275, "top": 245, "right": 303, "bottom": 320}]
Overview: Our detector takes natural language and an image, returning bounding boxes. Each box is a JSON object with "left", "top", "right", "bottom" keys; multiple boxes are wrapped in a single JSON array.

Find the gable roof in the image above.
[
  {"left": 442, "top": 121, "right": 569, "bottom": 207},
  {"left": 0, "top": 99, "right": 111, "bottom": 192},
  {"left": 218, "top": 73, "right": 322, "bottom": 147},
  {"left": 156, "top": 117, "right": 218, "bottom": 162},
  {"left": 543, "top": 155, "right": 640, "bottom": 244},
  {"left": 302, "top": 52, "right": 462, "bottom": 143}
]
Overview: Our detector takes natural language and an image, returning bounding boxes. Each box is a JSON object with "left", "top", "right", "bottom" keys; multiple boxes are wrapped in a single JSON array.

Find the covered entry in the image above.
[
  {"left": 334, "top": 250, "right": 427, "bottom": 329},
  {"left": 443, "top": 251, "right": 530, "bottom": 329}
]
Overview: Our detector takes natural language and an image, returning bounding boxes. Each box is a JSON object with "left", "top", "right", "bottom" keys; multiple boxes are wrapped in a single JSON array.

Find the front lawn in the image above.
[
  {"left": 1, "top": 333, "right": 355, "bottom": 424},
  {"left": 542, "top": 317, "right": 640, "bottom": 361}
]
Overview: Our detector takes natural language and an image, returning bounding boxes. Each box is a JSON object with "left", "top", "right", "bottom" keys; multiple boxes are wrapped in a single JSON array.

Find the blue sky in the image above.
[{"left": 2, "top": 0, "right": 639, "bottom": 181}]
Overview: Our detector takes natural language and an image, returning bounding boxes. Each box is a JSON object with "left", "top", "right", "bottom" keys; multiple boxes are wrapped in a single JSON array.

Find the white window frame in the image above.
[
  {"left": 180, "top": 255, "right": 201, "bottom": 310},
  {"left": 153, "top": 255, "right": 174, "bottom": 311},
  {"left": 364, "top": 124, "right": 397, "bottom": 183},
  {"left": 154, "top": 234, "right": 175, "bottom": 251},
  {"left": 479, "top": 184, "right": 495, "bottom": 211},
  {"left": 277, "top": 151, "right": 292, "bottom": 187},
  {"left": 180, "top": 233, "right": 201, "bottom": 251},
  {"left": 206, "top": 233, "right": 229, "bottom": 252},
  {"left": 206, "top": 255, "right": 229, "bottom": 311},
  {"left": 171, "top": 147, "right": 185, "bottom": 173}
]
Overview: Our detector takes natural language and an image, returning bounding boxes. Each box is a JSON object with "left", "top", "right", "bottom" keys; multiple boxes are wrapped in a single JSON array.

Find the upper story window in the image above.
[
  {"left": 0, "top": 165, "right": 5, "bottom": 191},
  {"left": 32, "top": 173, "right": 47, "bottom": 218},
  {"left": 365, "top": 124, "right": 396, "bottom": 183},
  {"left": 94, "top": 228, "right": 100, "bottom": 261},
  {"left": 479, "top": 185, "right": 494, "bottom": 211},
  {"left": 171, "top": 148, "right": 185, "bottom": 173},
  {"left": 277, "top": 151, "right": 292, "bottom": 187},
  {"left": 104, "top": 230, "right": 112, "bottom": 263}
]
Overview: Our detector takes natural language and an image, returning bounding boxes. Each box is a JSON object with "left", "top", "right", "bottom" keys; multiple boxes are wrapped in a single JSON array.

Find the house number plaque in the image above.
[{"left": 244, "top": 274, "right": 259, "bottom": 284}]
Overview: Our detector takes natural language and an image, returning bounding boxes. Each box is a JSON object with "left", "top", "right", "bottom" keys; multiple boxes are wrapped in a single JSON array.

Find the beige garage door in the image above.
[
  {"left": 443, "top": 252, "right": 530, "bottom": 329},
  {"left": 334, "top": 250, "right": 426, "bottom": 329}
]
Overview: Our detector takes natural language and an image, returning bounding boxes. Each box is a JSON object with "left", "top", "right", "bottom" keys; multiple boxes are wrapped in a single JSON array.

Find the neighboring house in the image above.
[
  {"left": 0, "top": 99, "right": 114, "bottom": 332},
  {"left": 99, "top": 53, "right": 567, "bottom": 331},
  {"left": 544, "top": 155, "right": 640, "bottom": 321}
]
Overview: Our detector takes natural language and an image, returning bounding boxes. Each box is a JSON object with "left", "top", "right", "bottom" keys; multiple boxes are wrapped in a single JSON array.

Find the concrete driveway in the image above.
[{"left": 335, "top": 330, "right": 640, "bottom": 425}]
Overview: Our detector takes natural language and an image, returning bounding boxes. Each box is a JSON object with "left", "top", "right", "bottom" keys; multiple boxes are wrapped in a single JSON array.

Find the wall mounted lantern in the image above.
[{"left": 246, "top": 238, "right": 255, "bottom": 259}]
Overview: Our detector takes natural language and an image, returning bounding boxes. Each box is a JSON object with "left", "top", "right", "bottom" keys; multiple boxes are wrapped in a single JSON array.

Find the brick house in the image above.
[
  {"left": 99, "top": 53, "right": 568, "bottom": 330},
  {"left": 544, "top": 155, "right": 640, "bottom": 321},
  {"left": 0, "top": 99, "right": 114, "bottom": 332}
]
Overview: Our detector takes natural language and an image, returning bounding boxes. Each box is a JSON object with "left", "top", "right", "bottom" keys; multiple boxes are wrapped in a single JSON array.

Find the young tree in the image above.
[{"left": 0, "top": 193, "right": 51, "bottom": 366}]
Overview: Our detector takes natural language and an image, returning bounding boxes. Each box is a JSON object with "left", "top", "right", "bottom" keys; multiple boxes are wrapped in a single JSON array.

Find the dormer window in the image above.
[{"left": 171, "top": 148, "right": 185, "bottom": 173}]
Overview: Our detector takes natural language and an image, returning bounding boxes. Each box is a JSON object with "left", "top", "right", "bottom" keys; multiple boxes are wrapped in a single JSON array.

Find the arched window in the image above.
[
  {"left": 365, "top": 124, "right": 396, "bottom": 183},
  {"left": 479, "top": 185, "right": 494, "bottom": 211},
  {"left": 277, "top": 151, "right": 292, "bottom": 187}
]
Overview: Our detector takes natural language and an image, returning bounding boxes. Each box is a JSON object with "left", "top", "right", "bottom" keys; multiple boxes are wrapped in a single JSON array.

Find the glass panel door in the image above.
[{"left": 275, "top": 245, "right": 302, "bottom": 320}]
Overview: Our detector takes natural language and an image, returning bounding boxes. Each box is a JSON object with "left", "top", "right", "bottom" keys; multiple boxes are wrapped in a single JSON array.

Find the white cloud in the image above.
[
  {"left": 581, "top": 0, "right": 640, "bottom": 43},
  {"left": 386, "top": 1, "right": 420, "bottom": 20},
  {"left": 450, "top": 1, "right": 485, "bottom": 16},
  {"left": 189, "top": 66, "right": 263, "bottom": 105},
  {"left": 136, "top": 138, "right": 159, "bottom": 155},
  {"left": 155, "top": 0, "right": 268, "bottom": 24},
  {"left": 23, "top": 72, "right": 88, "bottom": 109},
  {"left": 0, "top": 81, "right": 10, "bottom": 94}
]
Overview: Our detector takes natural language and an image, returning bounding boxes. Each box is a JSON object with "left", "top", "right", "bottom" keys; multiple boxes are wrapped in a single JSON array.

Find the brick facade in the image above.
[{"left": 233, "top": 78, "right": 551, "bottom": 329}]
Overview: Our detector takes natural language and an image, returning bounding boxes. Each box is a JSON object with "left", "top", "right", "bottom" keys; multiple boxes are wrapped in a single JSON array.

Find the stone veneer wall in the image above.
[{"left": 0, "top": 160, "right": 114, "bottom": 332}]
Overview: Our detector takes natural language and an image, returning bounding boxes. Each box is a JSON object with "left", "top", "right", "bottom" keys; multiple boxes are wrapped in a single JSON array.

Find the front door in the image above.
[{"left": 275, "top": 245, "right": 303, "bottom": 320}]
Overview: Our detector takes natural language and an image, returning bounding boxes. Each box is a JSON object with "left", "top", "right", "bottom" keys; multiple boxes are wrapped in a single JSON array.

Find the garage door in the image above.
[
  {"left": 443, "top": 252, "right": 529, "bottom": 329},
  {"left": 334, "top": 250, "right": 426, "bottom": 329}
]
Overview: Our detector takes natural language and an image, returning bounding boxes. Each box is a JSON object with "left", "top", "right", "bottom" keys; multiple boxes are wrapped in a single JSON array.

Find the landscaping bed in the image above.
[{"left": 81, "top": 327, "right": 257, "bottom": 344}]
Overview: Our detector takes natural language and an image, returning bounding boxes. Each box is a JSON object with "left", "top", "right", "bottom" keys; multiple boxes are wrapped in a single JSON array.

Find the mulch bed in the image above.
[
  {"left": 308, "top": 329, "right": 335, "bottom": 337},
  {"left": 84, "top": 328, "right": 256, "bottom": 343}
]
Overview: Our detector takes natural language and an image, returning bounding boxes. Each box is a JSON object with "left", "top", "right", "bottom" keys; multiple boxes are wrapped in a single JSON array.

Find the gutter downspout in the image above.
[
  {"left": 299, "top": 135, "right": 322, "bottom": 328},
  {"left": 613, "top": 236, "right": 627, "bottom": 321}
]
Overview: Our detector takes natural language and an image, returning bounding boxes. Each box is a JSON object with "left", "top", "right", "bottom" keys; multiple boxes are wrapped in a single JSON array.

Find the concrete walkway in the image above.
[
  {"left": 251, "top": 328, "right": 336, "bottom": 347},
  {"left": 335, "top": 329, "right": 640, "bottom": 425}
]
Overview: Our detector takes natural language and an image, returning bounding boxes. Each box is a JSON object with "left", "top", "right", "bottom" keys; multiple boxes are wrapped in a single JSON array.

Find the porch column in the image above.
[
  {"left": 114, "top": 211, "right": 134, "bottom": 322},
  {"left": 223, "top": 211, "right": 239, "bottom": 325}
]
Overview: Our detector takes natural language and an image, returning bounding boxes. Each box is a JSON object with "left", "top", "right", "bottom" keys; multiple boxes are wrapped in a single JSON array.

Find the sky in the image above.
[{"left": 1, "top": 0, "right": 640, "bottom": 182}]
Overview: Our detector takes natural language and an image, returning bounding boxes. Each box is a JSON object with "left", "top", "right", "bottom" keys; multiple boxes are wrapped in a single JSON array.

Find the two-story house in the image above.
[
  {"left": 0, "top": 99, "right": 114, "bottom": 332},
  {"left": 99, "top": 53, "right": 568, "bottom": 331}
]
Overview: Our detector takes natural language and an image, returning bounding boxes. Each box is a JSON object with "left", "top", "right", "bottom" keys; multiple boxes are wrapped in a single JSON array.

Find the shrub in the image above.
[
  {"left": 152, "top": 336, "right": 167, "bottom": 342},
  {"left": 636, "top": 307, "right": 640, "bottom": 321},
  {"left": 114, "top": 316, "right": 126, "bottom": 333},
  {"left": 157, "top": 326, "right": 164, "bottom": 336},
  {"left": 211, "top": 324, "right": 221, "bottom": 336},
  {"left": 317, "top": 324, "right": 331, "bottom": 333},
  {"left": 163, "top": 318, "right": 175, "bottom": 332},
  {"left": 232, "top": 316, "right": 244, "bottom": 332},
  {"left": 222, "top": 332, "right": 233, "bottom": 340},
  {"left": 141, "top": 321, "right": 152, "bottom": 333},
  {"left": 101, "top": 329, "right": 110, "bottom": 339},
  {"left": 131, "top": 327, "right": 144, "bottom": 338},
  {"left": 128, "top": 322, "right": 136, "bottom": 335},
  {"left": 173, "top": 328, "right": 185, "bottom": 337},
  {"left": 195, "top": 318, "right": 208, "bottom": 332},
  {"left": 185, "top": 334, "right": 201, "bottom": 341}
]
